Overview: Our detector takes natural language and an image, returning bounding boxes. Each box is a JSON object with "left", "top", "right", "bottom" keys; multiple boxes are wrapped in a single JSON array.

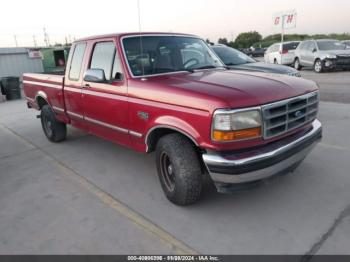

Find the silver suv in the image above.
[{"left": 294, "top": 39, "right": 350, "bottom": 73}]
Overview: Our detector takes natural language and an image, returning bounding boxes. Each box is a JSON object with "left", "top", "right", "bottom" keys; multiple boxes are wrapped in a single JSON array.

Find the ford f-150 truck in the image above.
[{"left": 23, "top": 33, "right": 322, "bottom": 205}]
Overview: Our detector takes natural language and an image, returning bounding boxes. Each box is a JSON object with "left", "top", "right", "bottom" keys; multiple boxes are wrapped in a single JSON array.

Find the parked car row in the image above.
[
  {"left": 264, "top": 39, "right": 350, "bottom": 73},
  {"left": 212, "top": 45, "right": 301, "bottom": 77}
]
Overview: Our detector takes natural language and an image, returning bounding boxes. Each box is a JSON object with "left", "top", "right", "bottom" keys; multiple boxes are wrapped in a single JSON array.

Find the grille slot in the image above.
[
  {"left": 336, "top": 56, "right": 350, "bottom": 65},
  {"left": 262, "top": 92, "right": 319, "bottom": 139}
]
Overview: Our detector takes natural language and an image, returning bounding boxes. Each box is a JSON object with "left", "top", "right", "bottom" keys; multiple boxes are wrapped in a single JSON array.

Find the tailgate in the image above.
[{"left": 23, "top": 73, "right": 65, "bottom": 113}]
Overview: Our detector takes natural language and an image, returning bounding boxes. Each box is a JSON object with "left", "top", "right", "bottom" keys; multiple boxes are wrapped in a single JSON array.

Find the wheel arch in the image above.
[
  {"left": 145, "top": 125, "right": 199, "bottom": 153},
  {"left": 35, "top": 91, "right": 50, "bottom": 109}
]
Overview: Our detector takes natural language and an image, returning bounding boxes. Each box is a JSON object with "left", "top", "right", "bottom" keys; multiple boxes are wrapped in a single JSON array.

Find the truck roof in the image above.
[{"left": 76, "top": 32, "right": 198, "bottom": 42}]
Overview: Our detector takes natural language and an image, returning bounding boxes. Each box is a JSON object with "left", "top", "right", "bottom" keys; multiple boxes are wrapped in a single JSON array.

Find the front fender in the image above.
[{"left": 145, "top": 115, "right": 202, "bottom": 151}]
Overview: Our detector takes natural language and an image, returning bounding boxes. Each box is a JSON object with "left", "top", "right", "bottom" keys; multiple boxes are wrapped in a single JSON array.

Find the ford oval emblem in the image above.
[{"left": 295, "top": 110, "right": 303, "bottom": 118}]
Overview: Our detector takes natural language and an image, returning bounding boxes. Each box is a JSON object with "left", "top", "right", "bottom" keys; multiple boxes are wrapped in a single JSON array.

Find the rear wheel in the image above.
[
  {"left": 156, "top": 133, "right": 202, "bottom": 205},
  {"left": 294, "top": 58, "right": 302, "bottom": 70},
  {"left": 314, "top": 59, "right": 324, "bottom": 73},
  {"left": 41, "top": 105, "right": 66, "bottom": 142}
]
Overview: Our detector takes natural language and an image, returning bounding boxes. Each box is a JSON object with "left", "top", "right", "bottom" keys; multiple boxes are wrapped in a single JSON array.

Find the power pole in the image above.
[
  {"left": 230, "top": 32, "right": 235, "bottom": 43},
  {"left": 43, "top": 27, "right": 50, "bottom": 47},
  {"left": 281, "top": 15, "right": 285, "bottom": 65},
  {"left": 43, "top": 28, "right": 47, "bottom": 46},
  {"left": 33, "top": 35, "right": 37, "bottom": 47},
  {"left": 14, "top": 35, "right": 18, "bottom": 47}
]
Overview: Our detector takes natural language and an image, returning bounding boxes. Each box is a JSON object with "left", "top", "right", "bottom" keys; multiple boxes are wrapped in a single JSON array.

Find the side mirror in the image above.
[
  {"left": 312, "top": 48, "right": 317, "bottom": 53},
  {"left": 83, "top": 69, "right": 106, "bottom": 83}
]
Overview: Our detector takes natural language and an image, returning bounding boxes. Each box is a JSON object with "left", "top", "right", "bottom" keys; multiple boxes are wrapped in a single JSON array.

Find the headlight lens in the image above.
[
  {"left": 326, "top": 54, "right": 337, "bottom": 59},
  {"left": 213, "top": 114, "right": 231, "bottom": 131},
  {"left": 231, "top": 110, "right": 261, "bottom": 130},
  {"left": 212, "top": 109, "right": 262, "bottom": 142}
]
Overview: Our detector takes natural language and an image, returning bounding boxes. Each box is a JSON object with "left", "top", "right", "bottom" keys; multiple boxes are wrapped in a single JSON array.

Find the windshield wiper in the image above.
[
  {"left": 192, "top": 65, "right": 218, "bottom": 70},
  {"left": 181, "top": 68, "right": 195, "bottom": 73},
  {"left": 225, "top": 62, "right": 245, "bottom": 66},
  {"left": 181, "top": 65, "right": 227, "bottom": 73}
]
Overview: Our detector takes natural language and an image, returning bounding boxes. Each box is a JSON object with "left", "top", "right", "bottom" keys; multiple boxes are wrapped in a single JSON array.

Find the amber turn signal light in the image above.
[{"left": 213, "top": 127, "right": 261, "bottom": 141}]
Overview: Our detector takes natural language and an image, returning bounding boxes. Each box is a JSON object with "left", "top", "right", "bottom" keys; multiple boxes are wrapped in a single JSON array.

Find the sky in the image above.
[{"left": 0, "top": 0, "right": 349, "bottom": 47}]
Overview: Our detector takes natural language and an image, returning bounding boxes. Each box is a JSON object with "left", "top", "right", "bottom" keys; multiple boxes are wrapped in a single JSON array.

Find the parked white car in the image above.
[{"left": 264, "top": 41, "right": 300, "bottom": 65}]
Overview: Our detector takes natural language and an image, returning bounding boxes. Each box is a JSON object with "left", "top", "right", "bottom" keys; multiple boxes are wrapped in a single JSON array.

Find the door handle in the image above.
[{"left": 84, "top": 83, "right": 90, "bottom": 88}]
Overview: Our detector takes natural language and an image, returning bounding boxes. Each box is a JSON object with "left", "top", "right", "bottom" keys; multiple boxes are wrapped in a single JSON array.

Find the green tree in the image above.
[
  {"left": 218, "top": 38, "right": 229, "bottom": 45},
  {"left": 234, "top": 31, "right": 262, "bottom": 48},
  {"left": 228, "top": 41, "right": 237, "bottom": 48},
  {"left": 206, "top": 38, "right": 214, "bottom": 45}
]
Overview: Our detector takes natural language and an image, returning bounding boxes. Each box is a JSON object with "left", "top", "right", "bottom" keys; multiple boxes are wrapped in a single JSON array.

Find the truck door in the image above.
[
  {"left": 64, "top": 42, "right": 88, "bottom": 131},
  {"left": 81, "top": 40, "right": 130, "bottom": 147}
]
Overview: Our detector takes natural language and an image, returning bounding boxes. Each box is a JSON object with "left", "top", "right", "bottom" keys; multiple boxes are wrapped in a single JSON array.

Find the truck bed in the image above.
[{"left": 23, "top": 73, "right": 65, "bottom": 113}]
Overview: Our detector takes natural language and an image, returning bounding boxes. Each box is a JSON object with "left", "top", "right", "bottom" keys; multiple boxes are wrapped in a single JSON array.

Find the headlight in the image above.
[
  {"left": 325, "top": 54, "right": 337, "bottom": 59},
  {"left": 212, "top": 109, "right": 262, "bottom": 142},
  {"left": 287, "top": 72, "right": 302, "bottom": 77}
]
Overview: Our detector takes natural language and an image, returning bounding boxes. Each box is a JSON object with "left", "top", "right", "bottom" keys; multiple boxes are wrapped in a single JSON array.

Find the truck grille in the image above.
[{"left": 262, "top": 92, "right": 319, "bottom": 139}]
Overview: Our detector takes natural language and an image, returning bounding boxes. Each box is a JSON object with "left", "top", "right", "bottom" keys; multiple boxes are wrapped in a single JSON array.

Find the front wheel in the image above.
[
  {"left": 156, "top": 133, "right": 202, "bottom": 205},
  {"left": 314, "top": 59, "right": 324, "bottom": 73},
  {"left": 41, "top": 105, "right": 67, "bottom": 142}
]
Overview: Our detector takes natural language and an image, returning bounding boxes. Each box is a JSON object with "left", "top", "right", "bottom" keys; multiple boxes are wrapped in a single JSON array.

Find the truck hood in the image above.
[
  {"left": 132, "top": 69, "right": 318, "bottom": 112},
  {"left": 166, "top": 69, "right": 318, "bottom": 109}
]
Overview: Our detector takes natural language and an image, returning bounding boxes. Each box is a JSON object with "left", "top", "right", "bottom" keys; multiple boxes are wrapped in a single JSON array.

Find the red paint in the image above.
[
  {"left": 286, "top": 14, "right": 294, "bottom": 24},
  {"left": 23, "top": 33, "right": 319, "bottom": 153}
]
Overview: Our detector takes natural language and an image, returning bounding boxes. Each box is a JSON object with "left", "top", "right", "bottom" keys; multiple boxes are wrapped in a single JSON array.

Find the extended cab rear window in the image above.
[{"left": 69, "top": 43, "right": 87, "bottom": 80}]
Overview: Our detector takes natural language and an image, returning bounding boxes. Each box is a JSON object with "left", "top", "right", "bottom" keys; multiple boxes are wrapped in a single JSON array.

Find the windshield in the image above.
[
  {"left": 122, "top": 36, "right": 224, "bottom": 77},
  {"left": 317, "top": 40, "right": 346, "bottom": 51},
  {"left": 212, "top": 46, "right": 255, "bottom": 65}
]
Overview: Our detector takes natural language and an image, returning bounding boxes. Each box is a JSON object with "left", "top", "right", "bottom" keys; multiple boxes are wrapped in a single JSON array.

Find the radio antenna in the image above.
[{"left": 137, "top": 0, "right": 145, "bottom": 76}]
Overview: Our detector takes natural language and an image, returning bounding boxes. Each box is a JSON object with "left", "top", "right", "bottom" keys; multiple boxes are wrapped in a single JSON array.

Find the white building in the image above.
[{"left": 0, "top": 48, "right": 43, "bottom": 79}]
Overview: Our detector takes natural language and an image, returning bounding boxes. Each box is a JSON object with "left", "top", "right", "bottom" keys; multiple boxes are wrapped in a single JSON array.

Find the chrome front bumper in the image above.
[{"left": 202, "top": 119, "right": 322, "bottom": 185}]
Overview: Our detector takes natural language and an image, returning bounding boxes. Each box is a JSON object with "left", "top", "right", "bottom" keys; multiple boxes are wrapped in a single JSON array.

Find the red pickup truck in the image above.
[{"left": 24, "top": 33, "right": 322, "bottom": 205}]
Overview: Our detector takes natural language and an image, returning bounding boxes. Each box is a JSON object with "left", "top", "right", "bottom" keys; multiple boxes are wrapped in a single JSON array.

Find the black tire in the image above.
[
  {"left": 156, "top": 133, "right": 202, "bottom": 205},
  {"left": 41, "top": 105, "right": 67, "bottom": 142},
  {"left": 294, "top": 58, "right": 302, "bottom": 70},
  {"left": 274, "top": 59, "right": 278, "bottom": 64},
  {"left": 314, "top": 59, "right": 324, "bottom": 73}
]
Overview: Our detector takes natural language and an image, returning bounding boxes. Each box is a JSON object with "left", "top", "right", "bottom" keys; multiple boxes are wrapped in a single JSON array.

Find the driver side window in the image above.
[{"left": 90, "top": 42, "right": 116, "bottom": 81}]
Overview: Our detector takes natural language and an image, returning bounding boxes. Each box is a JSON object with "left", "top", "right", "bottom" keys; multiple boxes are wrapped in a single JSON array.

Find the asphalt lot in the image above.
[
  {"left": 301, "top": 70, "right": 350, "bottom": 104},
  {"left": 1, "top": 71, "right": 350, "bottom": 255}
]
